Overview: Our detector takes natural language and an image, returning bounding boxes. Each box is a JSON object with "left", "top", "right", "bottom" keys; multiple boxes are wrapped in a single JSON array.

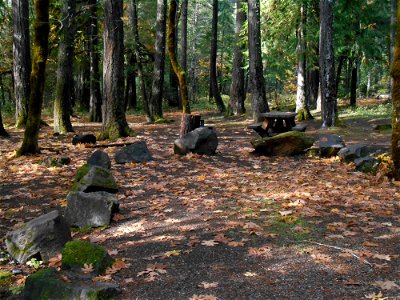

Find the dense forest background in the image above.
[{"left": 0, "top": 0, "right": 393, "bottom": 122}]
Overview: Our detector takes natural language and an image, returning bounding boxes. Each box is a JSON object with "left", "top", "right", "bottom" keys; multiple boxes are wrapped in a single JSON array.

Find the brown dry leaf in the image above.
[
  {"left": 372, "top": 254, "right": 391, "bottom": 261},
  {"left": 92, "top": 275, "right": 112, "bottom": 282},
  {"left": 343, "top": 279, "right": 361, "bottom": 285},
  {"left": 137, "top": 264, "right": 168, "bottom": 281},
  {"left": 165, "top": 250, "right": 182, "bottom": 257},
  {"left": 105, "top": 259, "right": 129, "bottom": 275},
  {"left": 247, "top": 246, "right": 271, "bottom": 257},
  {"left": 198, "top": 282, "right": 219, "bottom": 289},
  {"left": 81, "top": 263, "right": 94, "bottom": 274},
  {"left": 108, "top": 249, "right": 118, "bottom": 256},
  {"left": 201, "top": 240, "right": 219, "bottom": 247},
  {"left": 243, "top": 272, "right": 257, "bottom": 277},
  {"left": 189, "top": 295, "right": 218, "bottom": 300},
  {"left": 371, "top": 280, "right": 400, "bottom": 290},
  {"left": 124, "top": 277, "right": 134, "bottom": 284},
  {"left": 59, "top": 274, "right": 71, "bottom": 283},
  {"left": 363, "top": 241, "right": 379, "bottom": 248},
  {"left": 311, "top": 253, "right": 332, "bottom": 263},
  {"left": 48, "top": 254, "right": 62, "bottom": 268},
  {"left": 227, "top": 241, "right": 245, "bottom": 247},
  {"left": 214, "top": 234, "right": 233, "bottom": 244},
  {"left": 279, "top": 210, "right": 293, "bottom": 216}
]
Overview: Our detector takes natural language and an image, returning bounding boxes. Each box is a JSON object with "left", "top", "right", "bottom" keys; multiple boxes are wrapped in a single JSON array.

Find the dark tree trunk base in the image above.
[{"left": 179, "top": 114, "right": 201, "bottom": 138}]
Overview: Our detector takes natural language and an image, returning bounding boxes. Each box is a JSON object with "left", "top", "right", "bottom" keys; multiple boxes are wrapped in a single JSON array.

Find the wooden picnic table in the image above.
[{"left": 248, "top": 111, "right": 306, "bottom": 137}]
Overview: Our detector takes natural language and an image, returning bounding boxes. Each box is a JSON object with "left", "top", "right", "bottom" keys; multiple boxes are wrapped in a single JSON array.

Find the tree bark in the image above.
[
  {"left": 124, "top": 51, "right": 137, "bottom": 111},
  {"left": 319, "top": 0, "right": 337, "bottom": 127},
  {"left": 53, "top": 0, "right": 75, "bottom": 134},
  {"left": 209, "top": 0, "right": 226, "bottom": 114},
  {"left": 390, "top": 0, "right": 397, "bottom": 95},
  {"left": 229, "top": 0, "right": 246, "bottom": 115},
  {"left": 248, "top": 0, "right": 269, "bottom": 121},
  {"left": 391, "top": 0, "right": 400, "bottom": 180},
  {"left": 335, "top": 55, "right": 345, "bottom": 97},
  {"left": 88, "top": 0, "right": 102, "bottom": 122},
  {"left": 296, "top": 3, "right": 312, "bottom": 120},
  {"left": 100, "top": 0, "right": 130, "bottom": 140},
  {"left": 13, "top": 0, "right": 31, "bottom": 128},
  {"left": 350, "top": 60, "right": 357, "bottom": 107},
  {"left": 131, "top": 0, "right": 150, "bottom": 121},
  {"left": 149, "top": 0, "right": 167, "bottom": 121},
  {"left": 16, "top": 0, "right": 50, "bottom": 156},
  {"left": 0, "top": 95, "right": 8, "bottom": 137},
  {"left": 167, "top": 0, "right": 190, "bottom": 114},
  {"left": 189, "top": 0, "right": 199, "bottom": 103}
]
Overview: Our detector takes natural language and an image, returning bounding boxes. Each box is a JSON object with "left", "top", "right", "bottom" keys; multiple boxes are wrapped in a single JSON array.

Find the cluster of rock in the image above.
[
  {"left": 3, "top": 142, "right": 152, "bottom": 299},
  {"left": 174, "top": 127, "right": 218, "bottom": 156}
]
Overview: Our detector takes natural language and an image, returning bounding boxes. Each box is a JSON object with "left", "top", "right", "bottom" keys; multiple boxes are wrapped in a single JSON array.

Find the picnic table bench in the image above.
[{"left": 247, "top": 112, "right": 307, "bottom": 137}]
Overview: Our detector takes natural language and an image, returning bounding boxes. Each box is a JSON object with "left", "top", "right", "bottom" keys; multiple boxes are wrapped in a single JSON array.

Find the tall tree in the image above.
[
  {"left": 189, "top": 0, "right": 199, "bottom": 103},
  {"left": 391, "top": 0, "right": 397, "bottom": 96},
  {"left": 16, "top": 0, "right": 50, "bottom": 156},
  {"left": 392, "top": 0, "right": 400, "bottom": 180},
  {"left": 229, "top": 0, "right": 246, "bottom": 115},
  {"left": 319, "top": 0, "right": 336, "bottom": 127},
  {"left": 0, "top": 99, "right": 8, "bottom": 137},
  {"left": 53, "top": 0, "right": 76, "bottom": 134},
  {"left": 296, "top": 3, "right": 312, "bottom": 120},
  {"left": 131, "top": 0, "right": 150, "bottom": 121},
  {"left": 12, "top": 0, "right": 31, "bottom": 128},
  {"left": 88, "top": 0, "right": 102, "bottom": 122},
  {"left": 248, "top": 0, "right": 269, "bottom": 121},
  {"left": 209, "top": 0, "right": 226, "bottom": 113},
  {"left": 100, "top": 0, "right": 130, "bottom": 140},
  {"left": 149, "top": 0, "right": 167, "bottom": 122}
]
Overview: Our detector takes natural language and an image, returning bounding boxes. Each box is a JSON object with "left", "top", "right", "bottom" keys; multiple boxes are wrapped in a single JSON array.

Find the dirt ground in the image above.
[{"left": 0, "top": 107, "right": 399, "bottom": 300}]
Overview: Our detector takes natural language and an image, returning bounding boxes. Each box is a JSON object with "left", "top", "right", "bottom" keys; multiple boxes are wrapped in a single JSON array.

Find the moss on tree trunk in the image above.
[
  {"left": 16, "top": 0, "right": 49, "bottom": 156},
  {"left": 391, "top": 0, "right": 400, "bottom": 180}
]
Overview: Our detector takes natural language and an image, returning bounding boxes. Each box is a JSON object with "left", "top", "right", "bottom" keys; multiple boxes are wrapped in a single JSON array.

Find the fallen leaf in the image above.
[
  {"left": 371, "top": 280, "right": 400, "bottom": 290},
  {"left": 189, "top": 295, "right": 218, "bottom": 300},
  {"left": 243, "top": 272, "right": 257, "bottom": 277},
  {"left": 343, "top": 279, "right": 361, "bottom": 285},
  {"left": 165, "top": 250, "right": 182, "bottom": 257},
  {"left": 372, "top": 254, "right": 391, "bottom": 261},
  {"left": 201, "top": 240, "right": 219, "bottom": 247},
  {"left": 363, "top": 241, "right": 379, "bottom": 248},
  {"left": 198, "top": 282, "right": 219, "bottom": 289},
  {"left": 81, "top": 263, "right": 94, "bottom": 274}
]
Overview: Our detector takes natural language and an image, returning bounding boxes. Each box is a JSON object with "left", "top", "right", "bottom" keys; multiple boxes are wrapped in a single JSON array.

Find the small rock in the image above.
[
  {"left": 313, "top": 134, "right": 345, "bottom": 157},
  {"left": 114, "top": 141, "right": 153, "bottom": 164},
  {"left": 355, "top": 156, "right": 380, "bottom": 174},
  {"left": 72, "top": 165, "right": 118, "bottom": 194},
  {"left": 87, "top": 150, "right": 111, "bottom": 169},
  {"left": 5, "top": 211, "right": 71, "bottom": 264},
  {"left": 72, "top": 134, "right": 96, "bottom": 145},
  {"left": 174, "top": 127, "right": 218, "bottom": 156},
  {"left": 45, "top": 156, "right": 71, "bottom": 167},
  {"left": 337, "top": 144, "right": 376, "bottom": 163},
  {"left": 62, "top": 240, "right": 114, "bottom": 274},
  {"left": 64, "top": 191, "right": 119, "bottom": 228},
  {"left": 12, "top": 269, "right": 22, "bottom": 275}
]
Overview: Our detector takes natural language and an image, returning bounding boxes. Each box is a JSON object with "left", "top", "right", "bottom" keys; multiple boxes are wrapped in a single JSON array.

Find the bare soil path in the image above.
[{"left": 0, "top": 109, "right": 399, "bottom": 300}]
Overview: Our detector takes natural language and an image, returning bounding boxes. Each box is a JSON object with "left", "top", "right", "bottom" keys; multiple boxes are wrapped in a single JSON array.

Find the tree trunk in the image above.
[
  {"left": 319, "top": 0, "right": 336, "bottom": 127},
  {"left": 124, "top": 51, "right": 137, "bottom": 111},
  {"left": 189, "top": 0, "right": 199, "bottom": 103},
  {"left": 296, "top": 3, "right": 312, "bottom": 121},
  {"left": 366, "top": 71, "right": 371, "bottom": 98},
  {"left": 88, "top": 0, "right": 102, "bottom": 122},
  {"left": 248, "top": 0, "right": 269, "bottom": 121},
  {"left": 229, "top": 0, "right": 246, "bottom": 116},
  {"left": 178, "top": 0, "right": 190, "bottom": 112},
  {"left": 335, "top": 55, "right": 345, "bottom": 97},
  {"left": 391, "top": 0, "right": 400, "bottom": 180},
  {"left": 149, "top": 0, "right": 167, "bottom": 122},
  {"left": 350, "top": 61, "right": 357, "bottom": 107},
  {"left": 390, "top": 0, "right": 397, "bottom": 95},
  {"left": 16, "top": 0, "right": 50, "bottom": 156},
  {"left": 13, "top": 0, "right": 31, "bottom": 128},
  {"left": 131, "top": 0, "right": 150, "bottom": 121},
  {"left": 167, "top": 0, "right": 189, "bottom": 114},
  {"left": 76, "top": 58, "right": 90, "bottom": 111},
  {"left": 209, "top": 0, "right": 226, "bottom": 114},
  {"left": 0, "top": 91, "right": 8, "bottom": 137},
  {"left": 167, "top": 6, "right": 179, "bottom": 108},
  {"left": 100, "top": 0, "right": 130, "bottom": 140},
  {"left": 53, "top": 0, "right": 75, "bottom": 134}
]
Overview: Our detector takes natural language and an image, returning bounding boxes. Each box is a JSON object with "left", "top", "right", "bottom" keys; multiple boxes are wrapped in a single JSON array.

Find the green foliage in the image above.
[
  {"left": 26, "top": 258, "right": 43, "bottom": 269},
  {"left": 340, "top": 103, "right": 392, "bottom": 118}
]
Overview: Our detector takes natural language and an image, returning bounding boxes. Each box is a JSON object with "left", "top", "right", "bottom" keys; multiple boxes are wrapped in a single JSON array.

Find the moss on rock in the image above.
[{"left": 62, "top": 240, "right": 114, "bottom": 274}]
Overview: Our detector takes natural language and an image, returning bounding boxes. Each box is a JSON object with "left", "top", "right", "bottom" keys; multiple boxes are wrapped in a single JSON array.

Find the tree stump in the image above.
[{"left": 179, "top": 114, "right": 202, "bottom": 137}]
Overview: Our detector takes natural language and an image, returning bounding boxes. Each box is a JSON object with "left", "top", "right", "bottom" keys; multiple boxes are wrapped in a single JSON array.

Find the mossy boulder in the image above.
[
  {"left": 62, "top": 240, "right": 114, "bottom": 274},
  {"left": 71, "top": 165, "right": 118, "bottom": 194},
  {"left": 22, "top": 267, "right": 121, "bottom": 300},
  {"left": 251, "top": 131, "right": 314, "bottom": 156}
]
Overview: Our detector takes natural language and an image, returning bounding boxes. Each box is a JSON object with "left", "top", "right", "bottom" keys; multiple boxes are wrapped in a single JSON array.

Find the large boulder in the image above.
[
  {"left": 22, "top": 268, "right": 121, "bottom": 300},
  {"left": 5, "top": 211, "right": 71, "bottom": 264},
  {"left": 337, "top": 144, "right": 376, "bottom": 163},
  {"left": 87, "top": 150, "right": 111, "bottom": 169},
  {"left": 62, "top": 240, "right": 114, "bottom": 274},
  {"left": 114, "top": 141, "right": 153, "bottom": 164},
  {"left": 64, "top": 191, "right": 119, "bottom": 228},
  {"left": 174, "top": 127, "right": 218, "bottom": 155},
  {"left": 72, "top": 165, "right": 118, "bottom": 194},
  {"left": 308, "top": 134, "right": 346, "bottom": 157},
  {"left": 251, "top": 131, "right": 313, "bottom": 156}
]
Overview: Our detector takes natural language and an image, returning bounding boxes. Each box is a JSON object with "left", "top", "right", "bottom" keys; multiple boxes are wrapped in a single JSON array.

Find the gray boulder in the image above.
[
  {"left": 355, "top": 156, "right": 380, "bottom": 174},
  {"left": 311, "top": 134, "right": 346, "bottom": 157},
  {"left": 174, "top": 127, "right": 218, "bottom": 155},
  {"left": 23, "top": 268, "right": 121, "bottom": 300},
  {"left": 251, "top": 131, "right": 313, "bottom": 156},
  {"left": 114, "top": 141, "right": 153, "bottom": 164},
  {"left": 72, "top": 166, "right": 118, "bottom": 194},
  {"left": 87, "top": 150, "right": 111, "bottom": 169},
  {"left": 72, "top": 134, "right": 96, "bottom": 145},
  {"left": 64, "top": 191, "right": 119, "bottom": 228},
  {"left": 338, "top": 144, "right": 376, "bottom": 163},
  {"left": 5, "top": 211, "right": 71, "bottom": 264}
]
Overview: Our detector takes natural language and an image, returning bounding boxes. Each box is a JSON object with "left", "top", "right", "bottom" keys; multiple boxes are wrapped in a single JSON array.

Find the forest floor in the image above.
[{"left": 0, "top": 99, "right": 399, "bottom": 299}]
